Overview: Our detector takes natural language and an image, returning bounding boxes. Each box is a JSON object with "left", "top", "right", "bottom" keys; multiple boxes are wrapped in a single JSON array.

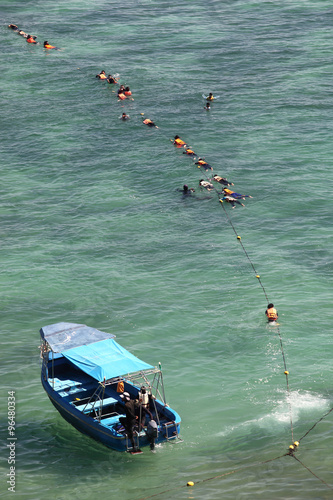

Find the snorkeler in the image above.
[
  {"left": 117, "top": 85, "right": 126, "bottom": 100},
  {"left": 107, "top": 75, "right": 118, "bottom": 84},
  {"left": 222, "top": 188, "right": 252, "bottom": 199},
  {"left": 220, "top": 196, "right": 245, "bottom": 208},
  {"left": 143, "top": 118, "right": 158, "bottom": 128},
  {"left": 96, "top": 70, "right": 107, "bottom": 80},
  {"left": 173, "top": 135, "right": 188, "bottom": 148},
  {"left": 199, "top": 179, "right": 214, "bottom": 191},
  {"left": 43, "top": 41, "right": 57, "bottom": 49},
  {"left": 177, "top": 185, "right": 195, "bottom": 196},
  {"left": 8, "top": 24, "right": 19, "bottom": 31},
  {"left": 183, "top": 148, "right": 197, "bottom": 157},
  {"left": 120, "top": 112, "right": 130, "bottom": 120},
  {"left": 212, "top": 175, "right": 234, "bottom": 187},
  {"left": 265, "top": 303, "right": 278, "bottom": 322},
  {"left": 204, "top": 102, "right": 211, "bottom": 110},
  {"left": 195, "top": 158, "right": 213, "bottom": 171},
  {"left": 26, "top": 35, "right": 38, "bottom": 44}
]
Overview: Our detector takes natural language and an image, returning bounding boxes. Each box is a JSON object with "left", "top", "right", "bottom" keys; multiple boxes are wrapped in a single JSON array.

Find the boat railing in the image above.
[{"left": 162, "top": 421, "right": 183, "bottom": 443}]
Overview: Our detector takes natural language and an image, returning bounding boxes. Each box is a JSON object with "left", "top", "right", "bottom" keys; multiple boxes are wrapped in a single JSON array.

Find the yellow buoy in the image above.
[
  {"left": 256, "top": 274, "right": 260, "bottom": 278},
  {"left": 237, "top": 235, "right": 241, "bottom": 240},
  {"left": 294, "top": 441, "right": 299, "bottom": 447},
  {"left": 187, "top": 481, "right": 194, "bottom": 487},
  {"left": 284, "top": 370, "right": 289, "bottom": 375}
]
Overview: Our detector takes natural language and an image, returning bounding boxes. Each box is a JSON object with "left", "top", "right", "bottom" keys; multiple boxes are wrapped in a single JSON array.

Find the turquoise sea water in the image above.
[{"left": 1, "top": 1, "right": 332, "bottom": 499}]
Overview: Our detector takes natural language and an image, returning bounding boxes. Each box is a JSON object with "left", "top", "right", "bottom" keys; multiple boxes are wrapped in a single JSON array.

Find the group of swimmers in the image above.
[
  {"left": 203, "top": 93, "right": 219, "bottom": 111},
  {"left": 8, "top": 24, "right": 58, "bottom": 49},
  {"left": 96, "top": 70, "right": 134, "bottom": 102},
  {"left": 173, "top": 136, "right": 252, "bottom": 208},
  {"left": 95, "top": 71, "right": 161, "bottom": 128},
  {"left": 10, "top": 23, "right": 244, "bottom": 208}
]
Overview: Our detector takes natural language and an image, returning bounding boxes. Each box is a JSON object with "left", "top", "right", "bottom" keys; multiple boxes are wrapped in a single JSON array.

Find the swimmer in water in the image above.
[
  {"left": 143, "top": 118, "right": 158, "bottom": 128},
  {"left": 18, "top": 30, "right": 28, "bottom": 38},
  {"left": 8, "top": 24, "right": 19, "bottom": 31},
  {"left": 173, "top": 135, "right": 188, "bottom": 148},
  {"left": 220, "top": 195, "right": 245, "bottom": 208},
  {"left": 107, "top": 74, "right": 118, "bottom": 84},
  {"left": 265, "top": 303, "right": 278, "bottom": 322},
  {"left": 195, "top": 158, "right": 213, "bottom": 171},
  {"left": 120, "top": 112, "right": 130, "bottom": 120},
  {"left": 177, "top": 185, "right": 195, "bottom": 196},
  {"left": 199, "top": 179, "right": 214, "bottom": 191},
  {"left": 44, "top": 41, "right": 57, "bottom": 49},
  {"left": 26, "top": 35, "right": 38, "bottom": 44},
  {"left": 212, "top": 175, "right": 234, "bottom": 187},
  {"left": 204, "top": 102, "right": 211, "bottom": 110},
  {"left": 183, "top": 148, "right": 197, "bottom": 157},
  {"left": 96, "top": 70, "right": 107, "bottom": 80},
  {"left": 222, "top": 188, "right": 252, "bottom": 199},
  {"left": 206, "top": 93, "right": 215, "bottom": 101},
  {"left": 117, "top": 85, "right": 126, "bottom": 100}
]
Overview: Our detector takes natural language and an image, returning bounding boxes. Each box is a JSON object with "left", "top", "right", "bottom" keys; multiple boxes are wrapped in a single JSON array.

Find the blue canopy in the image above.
[
  {"left": 40, "top": 322, "right": 116, "bottom": 352},
  {"left": 62, "top": 338, "right": 154, "bottom": 381}
]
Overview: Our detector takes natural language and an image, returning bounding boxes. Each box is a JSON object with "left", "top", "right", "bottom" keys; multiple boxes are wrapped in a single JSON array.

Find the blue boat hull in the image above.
[{"left": 41, "top": 374, "right": 181, "bottom": 452}]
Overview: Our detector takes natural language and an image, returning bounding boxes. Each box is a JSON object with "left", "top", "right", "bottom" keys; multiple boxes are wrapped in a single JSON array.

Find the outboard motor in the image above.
[{"left": 146, "top": 419, "right": 158, "bottom": 450}]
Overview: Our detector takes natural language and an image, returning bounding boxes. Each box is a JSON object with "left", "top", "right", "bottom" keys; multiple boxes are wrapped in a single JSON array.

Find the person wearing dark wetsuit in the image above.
[
  {"left": 177, "top": 184, "right": 195, "bottom": 196},
  {"left": 119, "top": 392, "right": 139, "bottom": 451}
]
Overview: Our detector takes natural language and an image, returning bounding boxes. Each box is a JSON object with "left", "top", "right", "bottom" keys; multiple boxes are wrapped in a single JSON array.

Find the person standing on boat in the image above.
[
  {"left": 265, "top": 303, "right": 278, "bottom": 322},
  {"left": 119, "top": 392, "right": 138, "bottom": 451}
]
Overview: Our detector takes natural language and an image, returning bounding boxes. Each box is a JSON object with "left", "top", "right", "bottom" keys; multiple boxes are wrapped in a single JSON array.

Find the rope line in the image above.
[
  {"left": 298, "top": 406, "right": 333, "bottom": 443},
  {"left": 291, "top": 455, "right": 333, "bottom": 491},
  {"left": 137, "top": 453, "right": 287, "bottom": 500}
]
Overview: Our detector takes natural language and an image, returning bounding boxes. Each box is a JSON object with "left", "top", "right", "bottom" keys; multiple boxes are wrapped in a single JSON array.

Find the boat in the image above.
[{"left": 39, "top": 322, "right": 181, "bottom": 452}]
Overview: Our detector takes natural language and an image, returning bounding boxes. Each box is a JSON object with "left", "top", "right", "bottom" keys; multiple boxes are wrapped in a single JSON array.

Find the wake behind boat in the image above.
[{"left": 39, "top": 322, "right": 181, "bottom": 453}]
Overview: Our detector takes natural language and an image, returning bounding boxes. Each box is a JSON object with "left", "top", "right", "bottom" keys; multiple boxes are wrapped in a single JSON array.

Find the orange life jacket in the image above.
[
  {"left": 124, "top": 91, "right": 132, "bottom": 96},
  {"left": 223, "top": 188, "right": 233, "bottom": 195},
  {"left": 174, "top": 138, "right": 185, "bottom": 146},
  {"left": 266, "top": 307, "right": 278, "bottom": 321},
  {"left": 27, "top": 37, "right": 36, "bottom": 43},
  {"left": 185, "top": 149, "right": 195, "bottom": 155},
  {"left": 117, "top": 381, "right": 124, "bottom": 393},
  {"left": 118, "top": 93, "right": 126, "bottom": 100},
  {"left": 44, "top": 44, "right": 56, "bottom": 49}
]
